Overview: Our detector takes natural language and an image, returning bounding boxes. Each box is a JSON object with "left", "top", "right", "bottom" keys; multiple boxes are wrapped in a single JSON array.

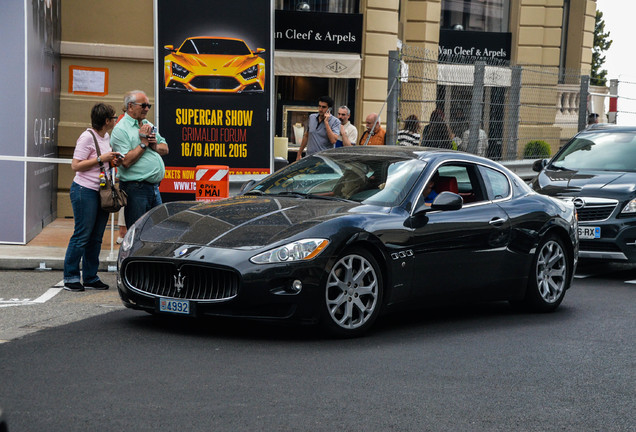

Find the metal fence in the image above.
[
  {"left": 387, "top": 44, "right": 590, "bottom": 161},
  {"left": 614, "top": 77, "right": 636, "bottom": 125}
]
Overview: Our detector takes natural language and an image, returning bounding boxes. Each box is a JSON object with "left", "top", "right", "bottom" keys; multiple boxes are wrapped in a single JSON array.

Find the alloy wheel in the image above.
[
  {"left": 535, "top": 239, "right": 567, "bottom": 303},
  {"left": 325, "top": 253, "right": 379, "bottom": 330}
]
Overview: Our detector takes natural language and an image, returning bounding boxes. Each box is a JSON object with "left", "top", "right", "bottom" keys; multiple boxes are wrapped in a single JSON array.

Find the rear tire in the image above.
[
  {"left": 519, "top": 234, "right": 570, "bottom": 312},
  {"left": 321, "top": 247, "right": 383, "bottom": 337}
]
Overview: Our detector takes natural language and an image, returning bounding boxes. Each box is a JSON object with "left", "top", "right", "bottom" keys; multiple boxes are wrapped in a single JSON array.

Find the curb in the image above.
[{"left": 0, "top": 246, "right": 118, "bottom": 271}]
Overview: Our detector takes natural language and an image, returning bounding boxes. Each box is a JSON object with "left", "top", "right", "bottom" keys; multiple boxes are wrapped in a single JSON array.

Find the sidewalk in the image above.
[{"left": 0, "top": 218, "right": 122, "bottom": 271}]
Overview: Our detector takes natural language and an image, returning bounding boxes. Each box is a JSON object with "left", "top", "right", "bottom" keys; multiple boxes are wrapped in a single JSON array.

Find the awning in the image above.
[
  {"left": 437, "top": 64, "right": 511, "bottom": 87},
  {"left": 275, "top": 50, "right": 361, "bottom": 79}
]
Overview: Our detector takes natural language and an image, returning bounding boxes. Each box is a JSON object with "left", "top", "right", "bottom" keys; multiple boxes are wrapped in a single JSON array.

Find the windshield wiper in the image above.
[
  {"left": 274, "top": 191, "right": 353, "bottom": 202},
  {"left": 549, "top": 164, "right": 572, "bottom": 171},
  {"left": 273, "top": 191, "right": 311, "bottom": 198},
  {"left": 308, "top": 194, "right": 355, "bottom": 203}
]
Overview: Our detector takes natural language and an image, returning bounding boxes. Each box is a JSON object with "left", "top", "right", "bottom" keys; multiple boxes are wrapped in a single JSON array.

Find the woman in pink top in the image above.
[{"left": 63, "top": 103, "right": 122, "bottom": 292}]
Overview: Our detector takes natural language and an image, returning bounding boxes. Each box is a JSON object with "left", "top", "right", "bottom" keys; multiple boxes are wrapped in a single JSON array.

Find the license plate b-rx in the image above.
[
  {"left": 159, "top": 298, "right": 190, "bottom": 315},
  {"left": 578, "top": 226, "right": 600, "bottom": 240}
]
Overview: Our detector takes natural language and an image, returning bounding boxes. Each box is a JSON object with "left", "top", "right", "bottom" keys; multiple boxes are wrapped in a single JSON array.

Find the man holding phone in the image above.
[
  {"left": 111, "top": 90, "right": 169, "bottom": 228},
  {"left": 296, "top": 95, "right": 341, "bottom": 159}
]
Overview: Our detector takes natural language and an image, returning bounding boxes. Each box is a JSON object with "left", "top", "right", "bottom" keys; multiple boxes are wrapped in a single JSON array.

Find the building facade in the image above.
[{"left": 56, "top": 0, "right": 597, "bottom": 216}]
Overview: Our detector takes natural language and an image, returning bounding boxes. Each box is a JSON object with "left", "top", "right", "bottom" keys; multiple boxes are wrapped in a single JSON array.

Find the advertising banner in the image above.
[
  {"left": 0, "top": 0, "right": 60, "bottom": 244},
  {"left": 156, "top": 0, "right": 273, "bottom": 200},
  {"left": 26, "top": 0, "right": 61, "bottom": 243}
]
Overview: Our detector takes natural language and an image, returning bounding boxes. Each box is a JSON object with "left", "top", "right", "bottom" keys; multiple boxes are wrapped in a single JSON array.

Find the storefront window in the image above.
[
  {"left": 441, "top": 0, "right": 508, "bottom": 33},
  {"left": 275, "top": 0, "right": 358, "bottom": 13}
]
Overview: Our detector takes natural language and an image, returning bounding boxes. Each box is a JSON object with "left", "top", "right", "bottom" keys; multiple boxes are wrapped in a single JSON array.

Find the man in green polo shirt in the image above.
[{"left": 111, "top": 90, "right": 169, "bottom": 228}]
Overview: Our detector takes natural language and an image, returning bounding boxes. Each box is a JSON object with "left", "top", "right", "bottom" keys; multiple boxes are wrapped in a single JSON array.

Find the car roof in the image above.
[
  {"left": 325, "top": 145, "right": 453, "bottom": 158},
  {"left": 581, "top": 124, "right": 636, "bottom": 133},
  {"left": 322, "top": 146, "right": 521, "bottom": 180},
  {"left": 324, "top": 145, "right": 498, "bottom": 165}
]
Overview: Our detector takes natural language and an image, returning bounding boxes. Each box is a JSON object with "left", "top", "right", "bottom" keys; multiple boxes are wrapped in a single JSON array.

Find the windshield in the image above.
[
  {"left": 179, "top": 39, "right": 251, "bottom": 55},
  {"left": 249, "top": 153, "right": 426, "bottom": 206},
  {"left": 551, "top": 132, "right": 636, "bottom": 172}
]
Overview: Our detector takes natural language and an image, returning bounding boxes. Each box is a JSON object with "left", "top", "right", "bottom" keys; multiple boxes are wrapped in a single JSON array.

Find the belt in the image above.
[{"left": 122, "top": 180, "right": 157, "bottom": 186}]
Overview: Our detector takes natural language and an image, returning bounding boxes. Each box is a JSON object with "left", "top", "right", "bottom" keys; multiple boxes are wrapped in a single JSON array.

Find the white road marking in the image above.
[
  {"left": 0, "top": 287, "right": 63, "bottom": 308},
  {"left": 32, "top": 287, "right": 63, "bottom": 303}
]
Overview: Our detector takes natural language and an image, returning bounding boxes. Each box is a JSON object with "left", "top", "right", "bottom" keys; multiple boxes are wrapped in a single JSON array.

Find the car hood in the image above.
[
  {"left": 170, "top": 53, "right": 259, "bottom": 74},
  {"left": 140, "top": 195, "right": 373, "bottom": 249},
  {"left": 537, "top": 169, "right": 636, "bottom": 196}
]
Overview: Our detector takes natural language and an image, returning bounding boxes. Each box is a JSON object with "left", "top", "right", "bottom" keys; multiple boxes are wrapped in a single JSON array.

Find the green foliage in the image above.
[
  {"left": 524, "top": 140, "right": 551, "bottom": 159},
  {"left": 591, "top": 10, "right": 613, "bottom": 86}
]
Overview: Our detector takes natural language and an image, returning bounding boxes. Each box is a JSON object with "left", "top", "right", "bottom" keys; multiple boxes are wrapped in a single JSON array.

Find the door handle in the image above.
[{"left": 489, "top": 217, "right": 507, "bottom": 227}]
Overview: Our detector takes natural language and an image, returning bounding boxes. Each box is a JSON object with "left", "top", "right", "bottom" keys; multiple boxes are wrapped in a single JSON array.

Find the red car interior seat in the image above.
[{"left": 435, "top": 176, "right": 458, "bottom": 194}]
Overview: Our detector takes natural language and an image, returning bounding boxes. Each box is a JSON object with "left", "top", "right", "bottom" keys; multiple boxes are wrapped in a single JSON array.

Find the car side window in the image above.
[
  {"left": 416, "top": 163, "right": 487, "bottom": 208},
  {"left": 479, "top": 166, "right": 511, "bottom": 200}
]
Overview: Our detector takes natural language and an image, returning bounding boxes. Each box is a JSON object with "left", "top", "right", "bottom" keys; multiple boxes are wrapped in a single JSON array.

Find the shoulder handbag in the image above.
[{"left": 89, "top": 130, "right": 128, "bottom": 213}]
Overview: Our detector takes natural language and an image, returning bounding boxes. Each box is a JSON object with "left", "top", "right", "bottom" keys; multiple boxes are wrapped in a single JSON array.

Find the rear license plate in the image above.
[
  {"left": 578, "top": 226, "right": 600, "bottom": 240},
  {"left": 159, "top": 298, "right": 190, "bottom": 315}
]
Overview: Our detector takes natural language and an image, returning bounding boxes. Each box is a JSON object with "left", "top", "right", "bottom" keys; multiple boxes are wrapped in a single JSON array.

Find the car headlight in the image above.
[
  {"left": 250, "top": 239, "right": 329, "bottom": 264},
  {"left": 120, "top": 225, "right": 136, "bottom": 252},
  {"left": 171, "top": 62, "right": 190, "bottom": 79},
  {"left": 240, "top": 65, "right": 258, "bottom": 81},
  {"left": 621, "top": 199, "right": 636, "bottom": 214}
]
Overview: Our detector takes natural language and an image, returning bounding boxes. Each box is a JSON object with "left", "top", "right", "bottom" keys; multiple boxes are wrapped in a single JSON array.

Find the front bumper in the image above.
[
  {"left": 117, "top": 245, "right": 328, "bottom": 324},
  {"left": 578, "top": 219, "right": 636, "bottom": 261}
]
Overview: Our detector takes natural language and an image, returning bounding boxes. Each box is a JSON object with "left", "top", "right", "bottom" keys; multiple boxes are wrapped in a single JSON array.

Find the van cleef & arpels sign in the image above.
[
  {"left": 275, "top": 10, "right": 363, "bottom": 54},
  {"left": 439, "top": 29, "right": 511, "bottom": 64}
]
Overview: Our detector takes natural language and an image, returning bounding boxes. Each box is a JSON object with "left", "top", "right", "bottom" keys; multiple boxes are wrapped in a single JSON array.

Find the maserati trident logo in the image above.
[{"left": 173, "top": 271, "right": 186, "bottom": 294}]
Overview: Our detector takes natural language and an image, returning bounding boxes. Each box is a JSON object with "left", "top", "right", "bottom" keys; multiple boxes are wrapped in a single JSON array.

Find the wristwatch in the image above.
[{"left": 139, "top": 142, "right": 147, "bottom": 150}]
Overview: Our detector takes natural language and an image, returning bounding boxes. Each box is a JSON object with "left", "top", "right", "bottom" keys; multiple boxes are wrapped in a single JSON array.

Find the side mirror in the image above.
[
  {"left": 413, "top": 191, "right": 463, "bottom": 216},
  {"left": 532, "top": 159, "right": 547, "bottom": 172},
  {"left": 164, "top": 45, "right": 175, "bottom": 52},
  {"left": 431, "top": 191, "right": 463, "bottom": 211},
  {"left": 255, "top": 48, "right": 266, "bottom": 54},
  {"left": 239, "top": 179, "right": 256, "bottom": 194}
]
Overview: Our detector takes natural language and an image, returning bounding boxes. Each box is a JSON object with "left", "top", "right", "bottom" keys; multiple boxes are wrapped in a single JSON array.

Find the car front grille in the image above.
[
  {"left": 564, "top": 196, "right": 618, "bottom": 223},
  {"left": 577, "top": 204, "right": 616, "bottom": 222},
  {"left": 124, "top": 260, "right": 239, "bottom": 301},
  {"left": 190, "top": 76, "right": 240, "bottom": 90}
]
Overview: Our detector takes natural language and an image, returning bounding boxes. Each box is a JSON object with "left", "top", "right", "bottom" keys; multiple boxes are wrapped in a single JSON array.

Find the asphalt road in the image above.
[{"left": 0, "top": 266, "right": 634, "bottom": 431}]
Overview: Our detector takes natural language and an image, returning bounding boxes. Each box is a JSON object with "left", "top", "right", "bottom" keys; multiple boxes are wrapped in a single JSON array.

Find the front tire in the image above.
[
  {"left": 321, "top": 247, "right": 383, "bottom": 337},
  {"left": 520, "top": 234, "right": 570, "bottom": 312}
]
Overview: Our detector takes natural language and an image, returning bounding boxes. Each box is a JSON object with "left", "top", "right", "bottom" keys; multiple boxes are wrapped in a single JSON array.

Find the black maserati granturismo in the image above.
[{"left": 118, "top": 146, "right": 578, "bottom": 337}]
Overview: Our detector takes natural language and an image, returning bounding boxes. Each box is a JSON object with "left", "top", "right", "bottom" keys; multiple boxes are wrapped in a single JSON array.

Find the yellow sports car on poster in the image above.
[{"left": 164, "top": 37, "right": 266, "bottom": 93}]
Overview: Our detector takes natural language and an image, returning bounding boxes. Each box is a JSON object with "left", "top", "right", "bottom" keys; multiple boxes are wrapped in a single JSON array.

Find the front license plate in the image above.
[
  {"left": 159, "top": 298, "right": 190, "bottom": 315},
  {"left": 578, "top": 226, "right": 601, "bottom": 240}
]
